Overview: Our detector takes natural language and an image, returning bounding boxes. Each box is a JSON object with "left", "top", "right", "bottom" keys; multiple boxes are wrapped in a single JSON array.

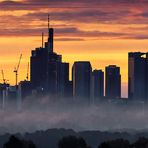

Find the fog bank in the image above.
[{"left": 0, "top": 97, "right": 148, "bottom": 134}]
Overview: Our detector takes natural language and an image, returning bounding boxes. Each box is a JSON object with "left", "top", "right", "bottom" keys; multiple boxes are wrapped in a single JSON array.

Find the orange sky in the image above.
[{"left": 1, "top": 0, "right": 148, "bottom": 97}]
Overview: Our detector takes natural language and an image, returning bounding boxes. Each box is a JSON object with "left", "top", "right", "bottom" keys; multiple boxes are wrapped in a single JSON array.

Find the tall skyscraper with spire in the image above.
[
  {"left": 45, "top": 15, "right": 54, "bottom": 53},
  {"left": 30, "top": 15, "right": 69, "bottom": 98}
]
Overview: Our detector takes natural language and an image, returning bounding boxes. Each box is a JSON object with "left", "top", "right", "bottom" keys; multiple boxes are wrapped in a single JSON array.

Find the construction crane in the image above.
[
  {"left": 26, "top": 62, "right": 29, "bottom": 81},
  {"left": 14, "top": 54, "right": 22, "bottom": 89},
  {"left": 1, "top": 69, "right": 8, "bottom": 84}
]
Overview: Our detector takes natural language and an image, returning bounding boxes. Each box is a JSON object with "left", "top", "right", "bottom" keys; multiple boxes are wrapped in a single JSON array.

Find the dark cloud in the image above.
[
  {"left": 0, "top": 0, "right": 148, "bottom": 40},
  {"left": 55, "top": 27, "right": 127, "bottom": 38},
  {"left": 24, "top": 0, "right": 148, "bottom": 5},
  {"left": 55, "top": 38, "right": 85, "bottom": 41},
  {"left": 0, "top": 1, "right": 29, "bottom": 10},
  {"left": 0, "top": 0, "right": 148, "bottom": 11},
  {"left": 24, "top": 9, "right": 131, "bottom": 24},
  {"left": 0, "top": 27, "right": 125, "bottom": 38},
  {"left": 1, "top": 25, "right": 147, "bottom": 40}
]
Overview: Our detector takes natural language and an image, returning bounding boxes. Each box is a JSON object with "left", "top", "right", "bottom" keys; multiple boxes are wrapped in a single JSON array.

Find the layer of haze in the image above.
[{"left": 0, "top": 97, "right": 148, "bottom": 134}]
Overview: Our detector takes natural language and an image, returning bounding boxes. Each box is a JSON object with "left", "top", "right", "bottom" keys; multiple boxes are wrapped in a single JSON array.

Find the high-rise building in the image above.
[
  {"left": 91, "top": 70, "right": 104, "bottom": 102},
  {"left": 18, "top": 80, "right": 32, "bottom": 100},
  {"left": 47, "top": 54, "right": 62, "bottom": 96},
  {"left": 72, "top": 61, "right": 92, "bottom": 102},
  {"left": 30, "top": 16, "right": 70, "bottom": 98},
  {"left": 47, "top": 28, "right": 54, "bottom": 53},
  {"left": 0, "top": 83, "right": 9, "bottom": 109},
  {"left": 57, "top": 63, "right": 69, "bottom": 98},
  {"left": 30, "top": 47, "right": 48, "bottom": 90},
  {"left": 4, "top": 86, "right": 18, "bottom": 108},
  {"left": 128, "top": 52, "right": 148, "bottom": 100},
  {"left": 67, "top": 80, "right": 73, "bottom": 98},
  {"left": 105, "top": 65, "right": 121, "bottom": 99}
]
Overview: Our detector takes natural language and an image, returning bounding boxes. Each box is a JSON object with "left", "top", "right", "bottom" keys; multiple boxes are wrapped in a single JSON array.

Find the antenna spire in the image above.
[
  {"left": 48, "top": 14, "right": 50, "bottom": 30},
  {"left": 47, "top": 14, "right": 54, "bottom": 53},
  {"left": 42, "top": 32, "right": 44, "bottom": 48}
]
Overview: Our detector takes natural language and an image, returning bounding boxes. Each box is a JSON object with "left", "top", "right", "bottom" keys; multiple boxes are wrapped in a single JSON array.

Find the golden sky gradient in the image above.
[{"left": 1, "top": 0, "right": 148, "bottom": 97}]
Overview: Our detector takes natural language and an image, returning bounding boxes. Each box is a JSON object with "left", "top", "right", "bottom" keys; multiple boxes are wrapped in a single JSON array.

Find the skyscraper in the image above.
[
  {"left": 0, "top": 83, "right": 9, "bottom": 109},
  {"left": 18, "top": 80, "right": 32, "bottom": 100},
  {"left": 30, "top": 47, "right": 48, "bottom": 90},
  {"left": 30, "top": 16, "right": 70, "bottom": 98},
  {"left": 47, "top": 53, "right": 62, "bottom": 96},
  {"left": 57, "top": 63, "right": 69, "bottom": 98},
  {"left": 72, "top": 61, "right": 92, "bottom": 102},
  {"left": 91, "top": 70, "right": 104, "bottom": 102},
  {"left": 105, "top": 65, "right": 121, "bottom": 99},
  {"left": 128, "top": 52, "right": 148, "bottom": 100}
]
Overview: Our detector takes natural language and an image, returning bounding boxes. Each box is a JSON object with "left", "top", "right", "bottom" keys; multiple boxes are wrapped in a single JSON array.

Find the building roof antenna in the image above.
[
  {"left": 48, "top": 14, "right": 50, "bottom": 30},
  {"left": 42, "top": 32, "right": 44, "bottom": 48}
]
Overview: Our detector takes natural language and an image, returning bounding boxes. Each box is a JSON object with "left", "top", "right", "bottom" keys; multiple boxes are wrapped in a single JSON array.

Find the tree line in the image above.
[{"left": 3, "top": 135, "right": 148, "bottom": 148}]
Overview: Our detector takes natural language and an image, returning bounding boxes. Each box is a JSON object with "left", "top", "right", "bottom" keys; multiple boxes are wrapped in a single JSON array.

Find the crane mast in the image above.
[
  {"left": 14, "top": 54, "right": 22, "bottom": 89},
  {"left": 1, "top": 69, "right": 8, "bottom": 84}
]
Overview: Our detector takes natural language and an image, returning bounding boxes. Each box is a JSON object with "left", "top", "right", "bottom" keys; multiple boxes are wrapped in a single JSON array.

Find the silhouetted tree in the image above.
[
  {"left": 98, "top": 138, "right": 130, "bottom": 148},
  {"left": 132, "top": 137, "right": 148, "bottom": 148},
  {"left": 3, "top": 135, "right": 36, "bottom": 148},
  {"left": 99, "top": 142, "right": 110, "bottom": 148},
  {"left": 58, "top": 135, "right": 90, "bottom": 148}
]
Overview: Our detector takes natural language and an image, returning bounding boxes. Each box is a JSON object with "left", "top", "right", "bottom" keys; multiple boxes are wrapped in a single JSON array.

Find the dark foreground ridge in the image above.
[{"left": 2, "top": 129, "right": 148, "bottom": 148}]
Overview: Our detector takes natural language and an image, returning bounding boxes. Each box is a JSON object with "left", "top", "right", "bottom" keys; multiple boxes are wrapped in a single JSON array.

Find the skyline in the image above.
[{"left": 1, "top": 1, "right": 148, "bottom": 97}]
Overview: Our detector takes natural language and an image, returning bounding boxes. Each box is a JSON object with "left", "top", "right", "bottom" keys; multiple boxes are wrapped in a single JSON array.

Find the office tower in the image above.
[
  {"left": 47, "top": 54, "right": 62, "bottom": 96},
  {"left": 31, "top": 17, "right": 57, "bottom": 91},
  {"left": 91, "top": 70, "right": 104, "bottom": 102},
  {"left": 72, "top": 61, "right": 92, "bottom": 102},
  {"left": 30, "top": 16, "right": 70, "bottom": 98},
  {"left": 128, "top": 52, "right": 148, "bottom": 100},
  {"left": 30, "top": 47, "right": 48, "bottom": 90},
  {"left": 17, "top": 81, "right": 32, "bottom": 109},
  {"left": 105, "top": 65, "right": 121, "bottom": 99},
  {"left": 18, "top": 80, "right": 32, "bottom": 100},
  {"left": 67, "top": 81, "right": 73, "bottom": 98},
  {"left": 57, "top": 63, "right": 69, "bottom": 98},
  {"left": 145, "top": 53, "right": 148, "bottom": 100},
  {"left": 0, "top": 83, "right": 9, "bottom": 109},
  {"left": 48, "top": 28, "right": 54, "bottom": 53},
  {"left": 4, "top": 86, "right": 18, "bottom": 108}
]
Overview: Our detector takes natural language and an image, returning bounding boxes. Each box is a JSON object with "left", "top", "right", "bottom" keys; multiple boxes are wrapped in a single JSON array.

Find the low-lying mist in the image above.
[{"left": 1, "top": 96, "right": 148, "bottom": 134}]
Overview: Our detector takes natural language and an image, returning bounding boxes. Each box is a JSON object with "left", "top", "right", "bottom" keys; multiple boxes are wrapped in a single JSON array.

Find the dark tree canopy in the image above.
[
  {"left": 3, "top": 135, "right": 36, "bottom": 148},
  {"left": 132, "top": 137, "right": 148, "bottom": 148},
  {"left": 98, "top": 137, "right": 148, "bottom": 148},
  {"left": 58, "top": 136, "right": 90, "bottom": 148},
  {"left": 98, "top": 138, "right": 130, "bottom": 148}
]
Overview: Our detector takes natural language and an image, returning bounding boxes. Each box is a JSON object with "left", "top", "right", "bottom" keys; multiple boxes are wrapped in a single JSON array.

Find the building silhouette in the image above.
[
  {"left": 30, "top": 47, "right": 48, "bottom": 91},
  {"left": 128, "top": 52, "right": 148, "bottom": 101},
  {"left": 105, "top": 65, "right": 121, "bottom": 99},
  {"left": 0, "top": 83, "right": 9, "bottom": 109},
  {"left": 72, "top": 61, "right": 92, "bottom": 102},
  {"left": 67, "top": 80, "right": 73, "bottom": 98},
  {"left": 18, "top": 80, "right": 32, "bottom": 100},
  {"left": 47, "top": 53, "right": 62, "bottom": 97},
  {"left": 5, "top": 15, "right": 148, "bottom": 110},
  {"left": 91, "top": 70, "right": 104, "bottom": 103},
  {"left": 57, "top": 63, "right": 70, "bottom": 98},
  {"left": 30, "top": 16, "right": 69, "bottom": 98},
  {"left": 3, "top": 86, "right": 18, "bottom": 108}
]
